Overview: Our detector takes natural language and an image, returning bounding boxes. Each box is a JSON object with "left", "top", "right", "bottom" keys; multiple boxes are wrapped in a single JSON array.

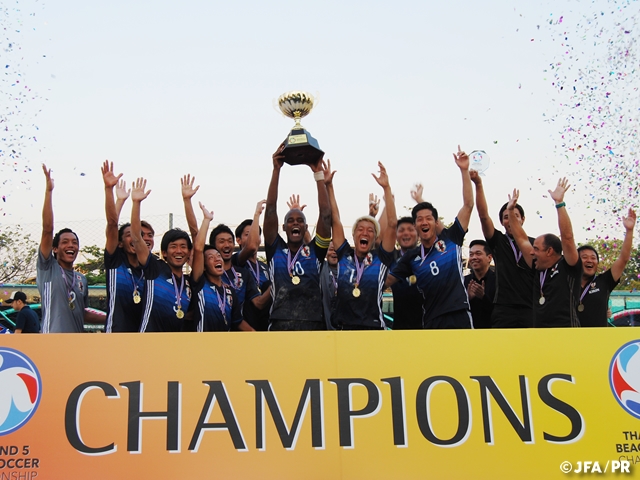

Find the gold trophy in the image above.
[{"left": 277, "top": 90, "right": 324, "bottom": 166}]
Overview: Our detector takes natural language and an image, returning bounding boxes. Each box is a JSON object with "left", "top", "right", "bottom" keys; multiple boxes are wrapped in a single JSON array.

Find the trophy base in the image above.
[{"left": 282, "top": 129, "right": 324, "bottom": 166}]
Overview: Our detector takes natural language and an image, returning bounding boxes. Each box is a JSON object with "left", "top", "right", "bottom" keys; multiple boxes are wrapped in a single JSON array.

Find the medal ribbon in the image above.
[
  {"left": 287, "top": 246, "right": 304, "bottom": 278},
  {"left": 172, "top": 273, "right": 185, "bottom": 310},
  {"left": 353, "top": 254, "right": 366, "bottom": 287},
  {"left": 507, "top": 235, "right": 523, "bottom": 263},
  {"left": 223, "top": 265, "right": 240, "bottom": 290},
  {"left": 539, "top": 270, "right": 548, "bottom": 299},
  {"left": 247, "top": 259, "right": 261, "bottom": 287},
  {"left": 59, "top": 265, "right": 77, "bottom": 304},
  {"left": 420, "top": 237, "right": 438, "bottom": 266},
  {"left": 214, "top": 285, "right": 227, "bottom": 325},
  {"left": 129, "top": 267, "right": 145, "bottom": 295},
  {"left": 580, "top": 275, "right": 597, "bottom": 303}
]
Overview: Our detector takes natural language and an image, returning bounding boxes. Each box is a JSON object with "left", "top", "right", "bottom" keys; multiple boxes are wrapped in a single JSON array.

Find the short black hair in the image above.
[
  {"left": 469, "top": 239, "right": 492, "bottom": 256},
  {"left": 499, "top": 202, "right": 525, "bottom": 223},
  {"left": 542, "top": 233, "right": 562, "bottom": 254},
  {"left": 53, "top": 228, "right": 79, "bottom": 248},
  {"left": 203, "top": 244, "right": 218, "bottom": 253},
  {"left": 412, "top": 202, "right": 438, "bottom": 222},
  {"left": 235, "top": 219, "right": 261, "bottom": 240},
  {"left": 118, "top": 221, "right": 154, "bottom": 242},
  {"left": 209, "top": 224, "right": 234, "bottom": 246},
  {"left": 397, "top": 216, "right": 414, "bottom": 229},
  {"left": 578, "top": 245, "right": 599, "bottom": 262},
  {"left": 160, "top": 228, "right": 192, "bottom": 252}
]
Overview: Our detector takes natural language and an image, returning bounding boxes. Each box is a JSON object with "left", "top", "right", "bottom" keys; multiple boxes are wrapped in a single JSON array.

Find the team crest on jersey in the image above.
[
  {"left": 77, "top": 274, "right": 84, "bottom": 291},
  {"left": 300, "top": 246, "right": 311, "bottom": 258},
  {"left": 224, "top": 286, "right": 233, "bottom": 306},
  {"left": 364, "top": 253, "right": 373, "bottom": 266},
  {"left": 435, "top": 240, "right": 446, "bottom": 253},
  {"left": 550, "top": 264, "right": 559, "bottom": 278}
]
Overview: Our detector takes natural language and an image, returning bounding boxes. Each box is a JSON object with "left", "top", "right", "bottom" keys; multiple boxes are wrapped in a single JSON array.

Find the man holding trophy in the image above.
[{"left": 263, "top": 91, "right": 332, "bottom": 331}]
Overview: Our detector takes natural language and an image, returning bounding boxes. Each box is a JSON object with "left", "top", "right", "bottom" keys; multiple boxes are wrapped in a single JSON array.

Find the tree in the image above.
[
  {"left": 579, "top": 239, "right": 640, "bottom": 291},
  {"left": 0, "top": 225, "right": 38, "bottom": 284},
  {"left": 75, "top": 245, "right": 106, "bottom": 285}
]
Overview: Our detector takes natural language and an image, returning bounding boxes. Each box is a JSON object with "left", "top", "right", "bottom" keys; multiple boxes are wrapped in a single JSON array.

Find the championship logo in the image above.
[
  {"left": 0, "top": 348, "right": 42, "bottom": 436},
  {"left": 609, "top": 340, "right": 640, "bottom": 419}
]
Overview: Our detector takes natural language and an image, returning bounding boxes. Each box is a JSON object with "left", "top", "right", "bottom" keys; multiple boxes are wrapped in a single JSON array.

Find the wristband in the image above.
[
  {"left": 555, "top": 202, "right": 566, "bottom": 209},
  {"left": 313, "top": 171, "right": 324, "bottom": 182}
]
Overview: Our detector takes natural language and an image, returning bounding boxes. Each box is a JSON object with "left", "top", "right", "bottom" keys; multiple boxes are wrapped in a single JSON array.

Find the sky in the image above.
[{"left": 1, "top": 0, "right": 638, "bottom": 248}]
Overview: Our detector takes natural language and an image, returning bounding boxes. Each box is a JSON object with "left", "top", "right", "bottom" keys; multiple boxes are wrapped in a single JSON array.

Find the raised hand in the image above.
[
  {"left": 273, "top": 143, "right": 285, "bottom": 170},
  {"left": 132, "top": 177, "right": 151, "bottom": 203},
  {"left": 115, "top": 179, "right": 130, "bottom": 202},
  {"left": 453, "top": 145, "right": 469, "bottom": 171},
  {"left": 410, "top": 183, "right": 424, "bottom": 203},
  {"left": 322, "top": 159, "right": 336, "bottom": 186},
  {"left": 548, "top": 177, "right": 570, "bottom": 204},
  {"left": 507, "top": 188, "right": 519, "bottom": 211},
  {"left": 372, "top": 161, "right": 389, "bottom": 188},
  {"left": 623, "top": 208, "right": 637, "bottom": 231},
  {"left": 101, "top": 160, "right": 122, "bottom": 188},
  {"left": 469, "top": 170, "right": 482, "bottom": 186},
  {"left": 199, "top": 202, "right": 214, "bottom": 221},
  {"left": 287, "top": 194, "right": 307, "bottom": 212},
  {"left": 255, "top": 199, "right": 267, "bottom": 216},
  {"left": 42, "top": 164, "right": 54, "bottom": 191},
  {"left": 369, "top": 193, "right": 380, "bottom": 217},
  {"left": 181, "top": 174, "right": 200, "bottom": 200}
]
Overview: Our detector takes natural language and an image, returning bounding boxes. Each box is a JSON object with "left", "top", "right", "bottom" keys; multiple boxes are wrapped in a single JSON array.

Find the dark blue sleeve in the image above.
[
  {"left": 242, "top": 268, "right": 260, "bottom": 302},
  {"left": 390, "top": 248, "right": 416, "bottom": 279},
  {"left": 230, "top": 289, "right": 243, "bottom": 325},
  {"left": 442, "top": 217, "right": 466, "bottom": 247},
  {"left": 377, "top": 245, "right": 395, "bottom": 267},
  {"left": 335, "top": 240, "right": 351, "bottom": 261}
]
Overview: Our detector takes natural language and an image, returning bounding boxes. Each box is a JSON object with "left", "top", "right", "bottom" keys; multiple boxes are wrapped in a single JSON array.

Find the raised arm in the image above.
[
  {"left": 506, "top": 189, "right": 533, "bottom": 269},
  {"left": 115, "top": 179, "right": 130, "bottom": 219},
  {"left": 411, "top": 183, "right": 425, "bottom": 204},
  {"left": 191, "top": 202, "right": 214, "bottom": 283},
  {"left": 130, "top": 178, "right": 152, "bottom": 266},
  {"left": 611, "top": 208, "right": 637, "bottom": 281},
  {"left": 454, "top": 145, "right": 474, "bottom": 231},
  {"left": 102, "top": 161, "right": 124, "bottom": 254},
  {"left": 549, "top": 177, "right": 578, "bottom": 266},
  {"left": 40, "top": 164, "right": 55, "bottom": 258},
  {"left": 287, "top": 194, "right": 311, "bottom": 244},
  {"left": 237, "top": 200, "right": 266, "bottom": 265},
  {"left": 264, "top": 144, "right": 285, "bottom": 246},
  {"left": 323, "top": 160, "right": 345, "bottom": 248},
  {"left": 372, "top": 162, "right": 397, "bottom": 252},
  {"left": 310, "top": 158, "right": 332, "bottom": 240},
  {"left": 469, "top": 170, "right": 496, "bottom": 240},
  {"left": 181, "top": 174, "right": 200, "bottom": 240}
]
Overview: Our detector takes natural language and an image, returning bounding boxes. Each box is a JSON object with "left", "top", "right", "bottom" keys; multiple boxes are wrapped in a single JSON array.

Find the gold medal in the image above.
[
  {"left": 577, "top": 304, "right": 584, "bottom": 312},
  {"left": 353, "top": 287, "right": 361, "bottom": 298},
  {"left": 69, "top": 301, "right": 75, "bottom": 311},
  {"left": 408, "top": 275, "right": 417, "bottom": 285},
  {"left": 292, "top": 275, "right": 300, "bottom": 285},
  {"left": 539, "top": 296, "right": 546, "bottom": 305},
  {"left": 176, "top": 308, "right": 185, "bottom": 319},
  {"left": 133, "top": 292, "right": 141, "bottom": 304}
]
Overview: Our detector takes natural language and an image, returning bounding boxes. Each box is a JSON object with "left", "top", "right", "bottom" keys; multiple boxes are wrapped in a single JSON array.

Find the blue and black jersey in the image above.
[
  {"left": 391, "top": 218, "right": 471, "bottom": 328},
  {"left": 105, "top": 248, "right": 145, "bottom": 333},
  {"left": 189, "top": 275, "right": 242, "bottom": 331},
  {"left": 139, "top": 256, "right": 191, "bottom": 332},
  {"left": 334, "top": 241, "right": 394, "bottom": 329},
  {"left": 222, "top": 263, "right": 259, "bottom": 314},
  {"left": 390, "top": 249, "right": 424, "bottom": 329},
  {"left": 232, "top": 252, "right": 272, "bottom": 331},
  {"left": 266, "top": 234, "right": 328, "bottom": 323}
]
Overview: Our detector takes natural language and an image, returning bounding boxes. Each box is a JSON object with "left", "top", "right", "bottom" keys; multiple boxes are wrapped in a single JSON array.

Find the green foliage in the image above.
[
  {"left": 75, "top": 245, "right": 105, "bottom": 285},
  {"left": 0, "top": 225, "right": 38, "bottom": 284},
  {"left": 579, "top": 238, "right": 640, "bottom": 291}
]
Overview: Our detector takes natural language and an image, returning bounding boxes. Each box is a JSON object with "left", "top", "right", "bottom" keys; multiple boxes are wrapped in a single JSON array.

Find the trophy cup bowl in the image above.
[{"left": 277, "top": 90, "right": 324, "bottom": 166}]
